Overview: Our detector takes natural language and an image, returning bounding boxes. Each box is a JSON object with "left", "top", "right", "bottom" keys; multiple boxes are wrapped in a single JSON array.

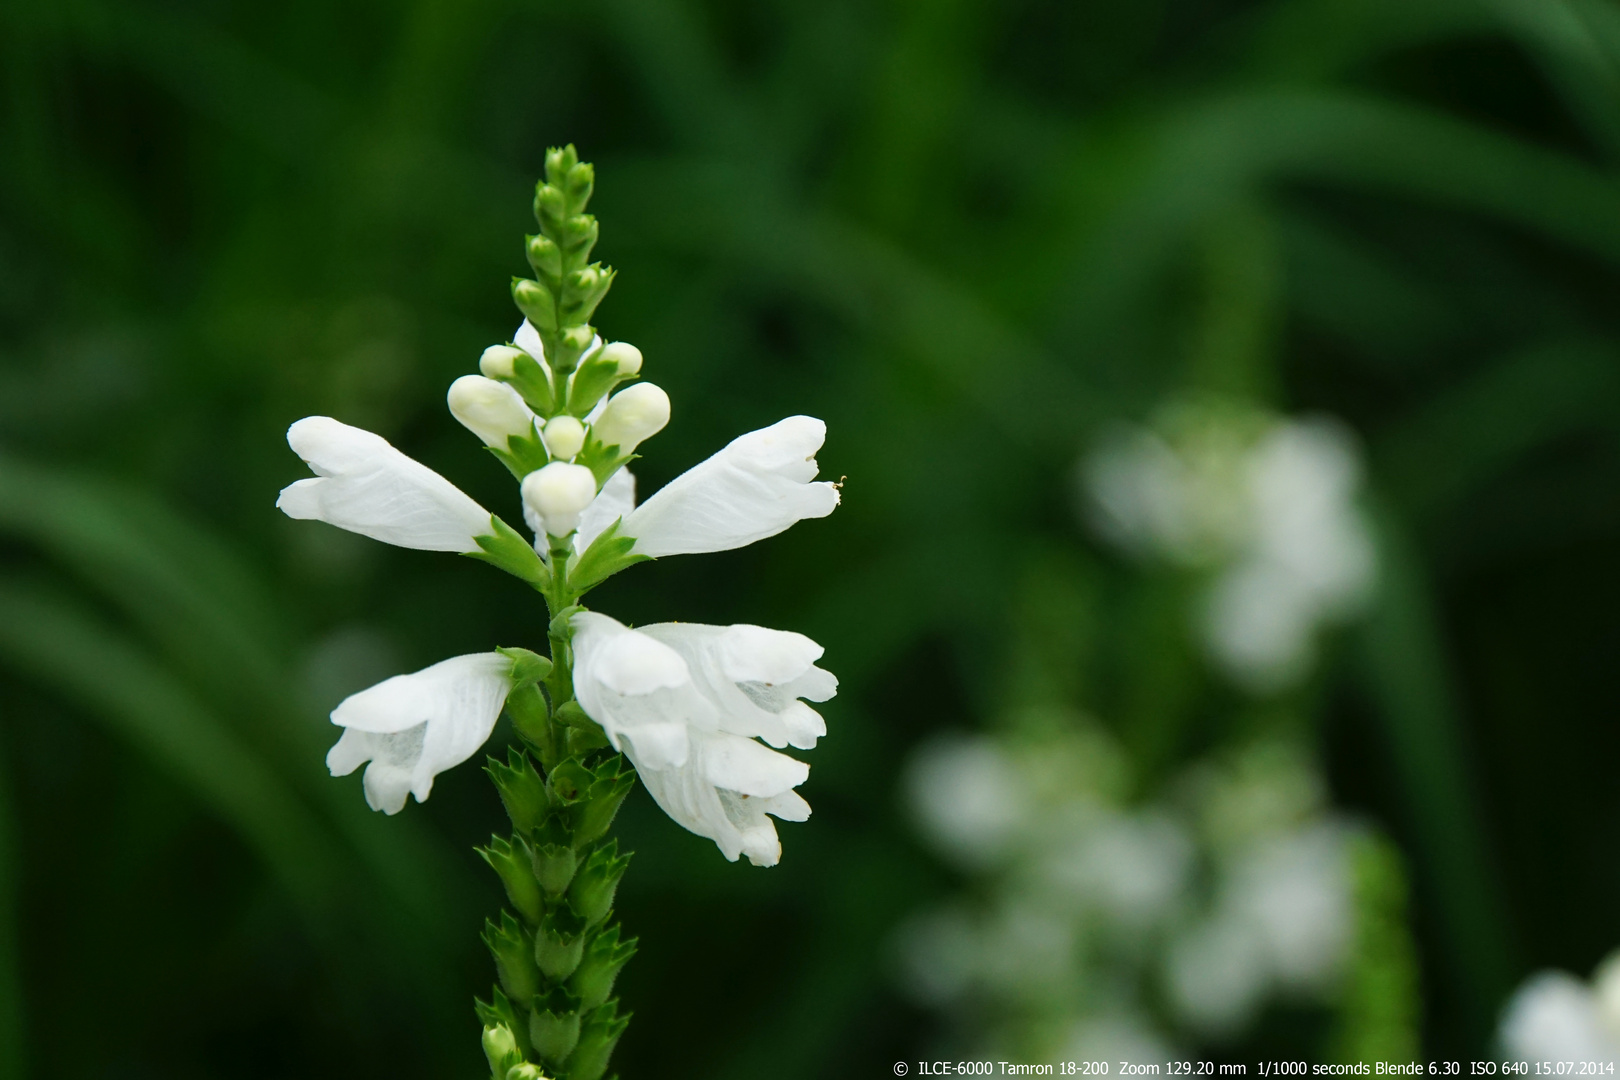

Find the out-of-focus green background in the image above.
[{"left": 4, "top": 0, "right": 1620, "bottom": 1075}]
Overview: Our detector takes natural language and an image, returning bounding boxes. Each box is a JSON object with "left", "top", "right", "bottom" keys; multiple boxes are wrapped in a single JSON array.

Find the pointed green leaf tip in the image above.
[
  {"left": 565, "top": 999, "right": 631, "bottom": 1080},
  {"left": 568, "top": 840, "right": 631, "bottom": 926},
  {"left": 569, "top": 925, "right": 638, "bottom": 1010},
  {"left": 570, "top": 757, "right": 636, "bottom": 847},
  {"left": 486, "top": 747, "right": 550, "bottom": 835},
  {"left": 568, "top": 520, "right": 650, "bottom": 596},
  {"left": 478, "top": 833, "right": 544, "bottom": 925},
  {"left": 468, "top": 515, "right": 551, "bottom": 590},
  {"left": 483, "top": 911, "right": 540, "bottom": 1006},
  {"left": 499, "top": 646, "right": 553, "bottom": 689}
]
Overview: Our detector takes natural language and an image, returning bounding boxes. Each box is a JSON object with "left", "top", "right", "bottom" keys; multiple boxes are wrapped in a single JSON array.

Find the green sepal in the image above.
[
  {"left": 475, "top": 986, "right": 533, "bottom": 1058},
  {"left": 560, "top": 157, "right": 594, "bottom": 207},
  {"left": 504, "top": 683, "right": 553, "bottom": 756},
  {"left": 483, "top": 911, "right": 541, "bottom": 1006},
  {"left": 569, "top": 924, "right": 638, "bottom": 1011},
  {"left": 568, "top": 840, "right": 631, "bottom": 927},
  {"left": 499, "top": 347, "right": 556, "bottom": 415},
  {"left": 486, "top": 747, "right": 550, "bottom": 836},
  {"left": 531, "top": 839, "right": 578, "bottom": 899},
  {"left": 483, "top": 1023, "right": 524, "bottom": 1079},
  {"left": 549, "top": 604, "right": 585, "bottom": 641},
  {"left": 529, "top": 986, "right": 583, "bottom": 1066},
  {"left": 478, "top": 833, "right": 544, "bottom": 926},
  {"left": 569, "top": 519, "right": 650, "bottom": 597},
  {"left": 536, "top": 903, "right": 588, "bottom": 981},
  {"left": 566, "top": 349, "right": 629, "bottom": 418},
  {"left": 468, "top": 515, "right": 550, "bottom": 591},
  {"left": 513, "top": 278, "right": 558, "bottom": 333},
  {"left": 498, "top": 648, "right": 553, "bottom": 690},
  {"left": 548, "top": 759, "right": 595, "bottom": 804},
  {"left": 576, "top": 439, "right": 635, "bottom": 488},
  {"left": 506, "top": 1065, "right": 547, "bottom": 1080},
  {"left": 571, "top": 758, "right": 636, "bottom": 847},
  {"left": 565, "top": 723, "right": 611, "bottom": 757},
  {"left": 565, "top": 999, "right": 631, "bottom": 1080},
  {"left": 489, "top": 427, "right": 551, "bottom": 479},
  {"left": 554, "top": 701, "right": 590, "bottom": 729}
]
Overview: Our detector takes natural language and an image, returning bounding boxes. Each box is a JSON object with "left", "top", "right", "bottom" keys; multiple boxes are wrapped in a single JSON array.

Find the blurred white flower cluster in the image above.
[
  {"left": 896, "top": 722, "right": 1356, "bottom": 1061},
  {"left": 1499, "top": 952, "right": 1620, "bottom": 1063},
  {"left": 1081, "top": 402, "right": 1376, "bottom": 693}
]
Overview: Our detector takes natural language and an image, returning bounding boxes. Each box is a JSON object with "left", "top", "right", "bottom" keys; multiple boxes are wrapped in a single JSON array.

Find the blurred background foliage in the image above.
[{"left": 3, "top": 0, "right": 1620, "bottom": 1075}]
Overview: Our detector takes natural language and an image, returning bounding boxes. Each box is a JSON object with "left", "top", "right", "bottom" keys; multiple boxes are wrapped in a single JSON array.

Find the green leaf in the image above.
[
  {"left": 468, "top": 515, "right": 551, "bottom": 591},
  {"left": 567, "top": 520, "right": 649, "bottom": 597}
]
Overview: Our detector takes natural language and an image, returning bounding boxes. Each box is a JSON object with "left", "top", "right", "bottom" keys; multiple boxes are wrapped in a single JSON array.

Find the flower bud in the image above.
[
  {"left": 507, "top": 1065, "right": 546, "bottom": 1080},
  {"left": 513, "top": 279, "right": 557, "bottom": 331},
  {"left": 521, "top": 462, "right": 597, "bottom": 537},
  {"left": 480, "top": 345, "right": 527, "bottom": 380},
  {"left": 527, "top": 233, "right": 562, "bottom": 280},
  {"left": 482, "top": 1024, "right": 522, "bottom": 1078},
  {"left": 542, "top": 416, "right": 587, "bottom": 460},
  {"left": 592, "top": 383, "right": 670, "bottom": 455},
  {"left": 599, "top": 341, "right": 642, "bottom": 376},
  {"left": 449, "top": 375, "right": 537, "bottom": 449},
  {"left": 534, "top": 183, "right": 566, "bottom": 222}
]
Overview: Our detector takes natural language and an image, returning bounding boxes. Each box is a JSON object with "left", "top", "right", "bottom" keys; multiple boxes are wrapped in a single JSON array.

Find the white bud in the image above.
[
  {"left": 521, "top": 462, "right": 598, "bottom": 537},
  {"left": 479, "top": 345, "right": 526, "bottom": 380},
  {"left": 447, "top": 375, "right": 536, "bottom": 449},
  {"left": 542, "top": 415, "right": 587, "bottom": 460},
  {"left": 592, "top": 383, "right": 670, "bottom": 455},
  {"left": 599, "top": 341, "right": 643, "bottom": 376}
]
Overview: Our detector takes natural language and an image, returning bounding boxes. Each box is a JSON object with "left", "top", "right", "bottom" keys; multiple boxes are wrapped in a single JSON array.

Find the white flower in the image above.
[
  {"left": 593, "top": 383, "right": 670, "bottom": 455},
  {"left": 624, "top": 415, "right": 840, "bottom": 557},
  {"left": 277, "top": 416, "right": 493, "bottom": 552},
  {"left": 1500, "top": 951, "right": 1620, "bottom": 1063},
  {"left": 570, "top": 612, "right": 833, "bottom": 866},
  {"left": 325, "top": 652, "right": 514, "bottom": 814},
  {"left": 447, "top": 374, "right": 537, "bottom": 449}
]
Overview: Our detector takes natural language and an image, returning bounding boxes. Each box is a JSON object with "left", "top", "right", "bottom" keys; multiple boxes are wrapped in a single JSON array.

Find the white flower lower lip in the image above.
[
  {"left": 570, "top": 611, "right": 833, "bottom": 865},
  {"left": 325, "top": 652, "right": 515, "bottom": 815}
]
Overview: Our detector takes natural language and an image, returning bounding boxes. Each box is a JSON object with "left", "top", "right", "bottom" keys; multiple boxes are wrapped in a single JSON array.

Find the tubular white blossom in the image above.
[
  {"left": 623, "top": 415, "right": 840, "bottom": 557},
  {"left": 325, "top": 652, "right": 514, "bottom": 814},
  {"left": 448, "top": 375, "right": 537, "bottom": 448},
  {"left": 277, "top": 416, "right": 493, "bottom": 552},
  {"left": 571, "top": 612, "right": 826, "bottom": 866},
  {"left": 592, "top": 383, "right": 670, "bottom": 455},
  {"left": 521, "top": 462, "right": 598, "bottom": 538},
  {"left": 636, "top": 622, "right": 835, "bottom": 750}
]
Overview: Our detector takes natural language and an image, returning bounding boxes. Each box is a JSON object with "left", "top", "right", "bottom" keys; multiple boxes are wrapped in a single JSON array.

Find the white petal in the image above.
[
  {"left": 574, "top": 468, "right": 637, "bottom": 553},
  {"left": 326, "top": 652, "right": 512, "bottom": 813},
  {"left": 571, "top": 613, "right": 706, "bottom": 769},
  {"left": 637, "top": 620, "right": 837, "bottom": 748},
  {"left": 277, "top": 417, "right": 492, "bottom": 553},
  {"left": 623, "top": 415, "right": 839, "bottom": 557},
  {"left": 701, "top": 734, "right": 808, "bottom": 797}
]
